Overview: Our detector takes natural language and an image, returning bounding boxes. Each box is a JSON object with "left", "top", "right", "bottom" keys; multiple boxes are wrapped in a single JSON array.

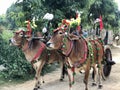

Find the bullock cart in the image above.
[{"left": 46, "top": 23, "right": 115, "bottom": 90}]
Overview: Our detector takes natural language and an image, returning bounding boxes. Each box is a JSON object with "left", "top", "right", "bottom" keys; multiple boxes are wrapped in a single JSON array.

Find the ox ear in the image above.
[
  {"left": 26, "top": 36, "right": 32, "bottom": 41},
  {"left": 24, "top": 35, "right": 32, "bottom": 41},
  {"left": 68, "top": 34, "right": 79, "bottom": 40}
]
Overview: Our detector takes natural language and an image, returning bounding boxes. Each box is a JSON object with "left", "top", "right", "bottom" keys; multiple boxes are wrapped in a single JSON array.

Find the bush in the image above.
[{"left": 0, "top": 33, "right": 33, "bottom": 79}]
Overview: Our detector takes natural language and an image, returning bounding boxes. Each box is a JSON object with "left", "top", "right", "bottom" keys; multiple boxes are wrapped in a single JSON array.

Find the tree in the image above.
[
  {"left": 88, "top": 0, "right": 120, "bottom": 30},
  {"left": 6, "top": 3, "right": 25, "bottom": 29},
  {"left": 4, "top": 0, "right": 120, "bottom": 32}
]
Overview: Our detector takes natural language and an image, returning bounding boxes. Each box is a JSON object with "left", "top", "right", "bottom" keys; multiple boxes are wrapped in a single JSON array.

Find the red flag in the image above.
[{"left": 99, "top": 15, "right": 103, "bottom": 31}]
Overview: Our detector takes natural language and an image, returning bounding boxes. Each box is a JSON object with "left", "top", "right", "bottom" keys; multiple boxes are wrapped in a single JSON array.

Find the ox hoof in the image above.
[
  {"left": 42, "top": 81, "right": 45, "bottom": 83},
  {"left": 33, "top": 88, "right": 38, "bottom": 90},
  {"left": 60, "top": 78, "right": 64, "bottom": 81},
  {"left": 98, "top": 84, "right": 103, "bottom": 89},
  {"left": 33, "top": 86, "right": 41, "bottom": 90},
  {"left": 92, "top": 82, "right": 97, "bottom": 86},
  {"left": 37, "top": 86, "right": 41, "bottom": 89}
]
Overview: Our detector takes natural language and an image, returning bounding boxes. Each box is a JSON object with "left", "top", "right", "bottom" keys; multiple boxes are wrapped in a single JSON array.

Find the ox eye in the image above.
[
  {"left": 59, "top": 32, "right": 63, "bottom": 34},
  {"left": 64, "top": 25, "right": 68, "bottom": 28},
  {"left": 19, "top": 33, "right": 23, "bottom": 37}
]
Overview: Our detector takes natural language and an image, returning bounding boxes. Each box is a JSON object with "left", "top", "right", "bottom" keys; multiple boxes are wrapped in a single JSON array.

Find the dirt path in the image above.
[{"left": 0, "top": 45, "right": 120, "bottom": 90}]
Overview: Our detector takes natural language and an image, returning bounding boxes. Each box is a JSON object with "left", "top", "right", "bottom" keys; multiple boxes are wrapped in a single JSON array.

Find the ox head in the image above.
[
  {"left": 9, "top": 29, "right": 30, "bottom": 47},
  {"left": 46, "top": 25, "right": 68, "bottom": 50}
]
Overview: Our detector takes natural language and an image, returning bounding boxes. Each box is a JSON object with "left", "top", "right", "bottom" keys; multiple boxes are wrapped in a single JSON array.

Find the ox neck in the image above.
[
  {"left": 59, "top": 36, "right": 73, "bottom": 57},
  {"left": 22, "top": 40, "right": 30, "bottom": 52},
  {"left": 21, "top": 39, "right": 46, "bottom": 63}
]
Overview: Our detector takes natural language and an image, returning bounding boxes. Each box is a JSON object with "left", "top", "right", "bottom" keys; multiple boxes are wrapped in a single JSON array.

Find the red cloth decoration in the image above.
[
  {"left": 71, "top": 67, "right": 75, "bottom": 72},
  {"left": 99, "top": 15, "right": 103, "bottom": 31},
  {"left": 76, "top": 26, "right": 81, "bottom": 32},
  {"left": 31, "top": 43, "right": 45, "bottom": 63},
  {"left": 27, "top": 20, "right": 32, "bottom": 36},
  {"left": 76, "top": 13, "right": 78, "bottom": 18},
  {"left": 62, "top": 19, "right": 70, "bottom": 25}
]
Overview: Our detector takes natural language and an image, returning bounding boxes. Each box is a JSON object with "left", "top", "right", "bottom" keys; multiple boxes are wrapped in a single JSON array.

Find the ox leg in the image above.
[
  {"left": 41, "top": 75, "right": 45, "bottom": 83},
  {"left": 83, "top": 62, "right": 90, "bottom": 90},
  {"left": 33, "top": 60, "right": 45, "bottom": 90},
  {"left": 67, "top": 68, "right": 75, "bottom": 90},
  {"left": 92, "top": 65, "right": 97, "bottom": 86},
  {"left": 60, "top": 63, "right": 67, "bottom": 81},
  {"left": 98, "top": 63, "right": 103, "bottom": 89}
]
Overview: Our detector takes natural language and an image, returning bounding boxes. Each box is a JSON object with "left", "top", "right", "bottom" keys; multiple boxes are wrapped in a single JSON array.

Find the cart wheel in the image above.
[
  {"left": 103, "top": 49, "right": 112, "bottom": 77},
  {"left": 92, "top": 48, "right": 114, "bottom": 79}
]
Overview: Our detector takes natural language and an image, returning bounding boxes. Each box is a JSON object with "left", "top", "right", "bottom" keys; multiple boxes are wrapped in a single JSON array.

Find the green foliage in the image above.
[
  {"left": 0, "top": 33, "right": 33, "bottom": 79},
  {"left": 1, "top": 47, "right": 33, "bottom": 79},
  {"left": 0, "top": 15, "right": 7, "bottom": 27},
  {"left": 88, "top": 0, "right": 120, "bottom": 30},
  {"left": 6, "top": 3, "right": 25, "bottom": 29},
  {"left": 1, "top": 30, "right": 13, "bottom": 41},
  {"left": 4, "top": 0, "right": 120, "bottom": 31}
]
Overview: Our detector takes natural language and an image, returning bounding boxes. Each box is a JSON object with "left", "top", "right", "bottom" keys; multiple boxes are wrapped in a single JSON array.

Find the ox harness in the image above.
[
  {"left": 60, "top": 35, "right": 94, "bottom": 66},
  {"left": 19, "top": 31, "right": 46, "bottom": 64},
  {"left": 21, "top": 37, "right": 46, "bottom": 64},
  {"left": 31, "top": 42, "right": 46, "bottom": 64}
]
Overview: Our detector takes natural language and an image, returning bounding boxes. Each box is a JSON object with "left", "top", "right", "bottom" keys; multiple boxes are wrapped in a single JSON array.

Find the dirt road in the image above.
[{"left": 0, "top": 45, "right": 120, "bottom": 90}]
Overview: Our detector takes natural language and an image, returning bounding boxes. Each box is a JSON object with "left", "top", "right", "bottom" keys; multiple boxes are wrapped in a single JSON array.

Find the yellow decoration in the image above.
[{"left": 62, "top": 13, "right": 81, "bottom": 28}]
